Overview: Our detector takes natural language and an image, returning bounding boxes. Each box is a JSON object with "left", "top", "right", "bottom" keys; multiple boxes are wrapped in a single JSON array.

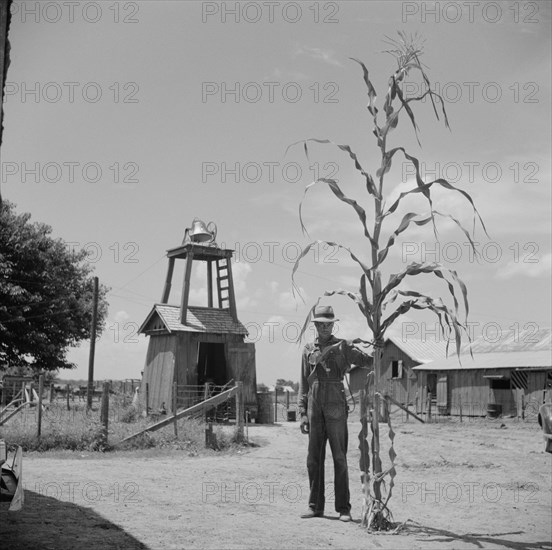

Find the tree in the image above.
[
  {"left": 275, "top": 378, "right": 299, "bottom": 393},
  {"left": 290, "top": 33, "right": 486, "bottom": 531},
  {"left": 0, "top": 200, "right": 109, "bottom": 372}
]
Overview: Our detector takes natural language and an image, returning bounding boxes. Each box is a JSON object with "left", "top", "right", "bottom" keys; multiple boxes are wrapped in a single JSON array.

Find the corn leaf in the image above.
[
  {"left": 376, "top": 210, "right": 481, "bottom": 269},
  {"left": 382, "top": 398, "right": 397, "bottom": 508},
  {"left": 299, "top": 177, "right": 375, "bottom": 246},
  {"left": 296, "top": 297, "right": 322, "bottom": 344},
  {"left": 349, "top": 57, "right": 380, "bottom": 136},
  {"left": 379, "top": 291, "right": 467, "bottom": 359},
  {"left": 291, "top": 240, "right": 371, "bottom": 300},
  {"left": 391, "top": 75, "right": 421, "bottom": 145},
  {"left": 290, "top": 137, "right": 380, "bottom": 199},
  {"left": 382, "top": 147, "right": 489, "bottom": 238},
  {"left": 432, "top": 211, "right": 481, "bottom": 263},
  {"left": 376, "top": 212, "right": 433, "bottom": 268},
  {"left": 379, "top": 262, "right": 468, "bottom": 328},
  {"left": 323, "top": 288, "right": 374, "bottom": 332}
]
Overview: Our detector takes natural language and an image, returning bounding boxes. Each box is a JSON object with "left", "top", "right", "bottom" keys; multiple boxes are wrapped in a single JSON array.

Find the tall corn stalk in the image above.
[{"left": 290, "top": 33, "right": 487, "bottom": 531}]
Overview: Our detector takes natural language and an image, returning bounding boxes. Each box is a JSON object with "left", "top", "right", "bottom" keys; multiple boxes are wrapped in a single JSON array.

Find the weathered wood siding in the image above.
[
  {"left": 381, "top": 341, "right": 419, "bottom": 404},
  {"left": 527, "top": 371, "right": 547, "bottom": 406},
  {"left": 449, "top": 370, "right": 488, "bottom": 416},
  {"left": 140, "top": 334, "right": 176, "bottom": 412},
  {"left": 226, "top": 342, "right": 258, "bottom": 414},
  {"left": 141, "top": 329, "right": 259, "bottom": 415},
  {"left": 174, "top": 333, "right": 192, "bottom": 388},
  {"left": 416, "top": 369, "right": 551, "bottom": 417}
]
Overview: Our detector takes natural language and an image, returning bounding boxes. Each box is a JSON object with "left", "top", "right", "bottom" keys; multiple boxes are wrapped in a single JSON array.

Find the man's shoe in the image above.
[
  {"left": 300, "top": 509, "right": 323, "bottom": 518},
  {"left": 339, "top": 513, "right": 352, "bottom": 522}
]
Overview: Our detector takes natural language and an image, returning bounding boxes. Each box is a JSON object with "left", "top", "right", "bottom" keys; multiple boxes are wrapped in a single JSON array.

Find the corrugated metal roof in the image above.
[
  {"left": 465, "top": 327, "right": 551, "bottom": 353},
  {"left": 139, "top": 304, "right": 248, "bottom": 335},
  {"left": 388, "top": 335, "right": 455, "bottom": 364},
  {"left": 412, "top": 350, "right": 552, "bottom": 371}
]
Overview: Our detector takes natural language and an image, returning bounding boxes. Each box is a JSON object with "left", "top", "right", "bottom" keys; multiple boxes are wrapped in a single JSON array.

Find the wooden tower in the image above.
[
  {"left": 138, "top": 224, "right": 257, "bottom": 418},
  {"left": 160, "top": 242, "right": 238, "bottom": 324}
]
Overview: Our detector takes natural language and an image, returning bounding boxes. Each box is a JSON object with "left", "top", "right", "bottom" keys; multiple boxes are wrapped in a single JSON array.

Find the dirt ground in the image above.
[{"left": 1, "top": 412, "right": 551, "bottom": 550}]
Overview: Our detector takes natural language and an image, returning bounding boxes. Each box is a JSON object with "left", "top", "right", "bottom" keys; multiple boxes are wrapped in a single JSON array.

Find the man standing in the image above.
[{"left": 298, "top": 305, "right": 371, "bottom": 522}]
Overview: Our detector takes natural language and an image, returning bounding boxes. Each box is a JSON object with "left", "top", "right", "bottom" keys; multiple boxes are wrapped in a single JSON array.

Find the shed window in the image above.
[
  {"left": 511, "top": 371, "right": 528, "bottom": 390},
  {"left": 391, "top": 360, "right": 403, "bottom": 379},
  {"left": 489, "top": 378, "right": 510, "bottom": 390}
]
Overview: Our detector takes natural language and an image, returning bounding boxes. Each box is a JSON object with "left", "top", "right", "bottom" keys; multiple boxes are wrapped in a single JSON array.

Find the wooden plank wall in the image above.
[
  {"left": 226, "top": 341, "right": 257, "bottom": 410},
  {"left": 527, "top": 371, "right": 547, "bottom": 404},
  {"left": 140, "top": 334, "right": 176, "bottom": 412},
  {"left": 412, "top": 369, "right": 551, "bottom": 418},
  {"left": 449, "top": 370, "right": 488, "bottom": 416},
  {"left": 381, "top": 341, "right": 419, "bottom": 404}
]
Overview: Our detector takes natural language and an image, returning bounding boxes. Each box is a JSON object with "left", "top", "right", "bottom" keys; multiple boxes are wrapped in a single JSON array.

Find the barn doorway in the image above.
[
  {"left": 197, "top": 342, "right": 227, "bottom": 387},
  {"left": 427, "top": 373, "right": 437, "bottom": 409}
]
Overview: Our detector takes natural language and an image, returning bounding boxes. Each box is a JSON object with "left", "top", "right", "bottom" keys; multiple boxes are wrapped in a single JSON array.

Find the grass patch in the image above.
[{"left": 0, "top": 398, "right": 252, "bottom": 454}]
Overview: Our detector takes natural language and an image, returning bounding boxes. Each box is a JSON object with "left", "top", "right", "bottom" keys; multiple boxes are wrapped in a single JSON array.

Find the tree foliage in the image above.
[
  {"left": 0, "top": 201, "right": 109, "bottom": 372},
  {"left": 275, "top": 378, "right": 299, "bottom": 393}
]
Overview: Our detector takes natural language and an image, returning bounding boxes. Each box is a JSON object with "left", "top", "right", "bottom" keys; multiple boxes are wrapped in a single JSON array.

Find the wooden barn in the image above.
[
  {"left": 413, "top": 328, "right": 552, "bottom": 417},
  {"left": 348, "top": 335, "right": 450, "bottom": 403},
  {"left": 138, "top": 229, "right": 257, "bottom": 418}
]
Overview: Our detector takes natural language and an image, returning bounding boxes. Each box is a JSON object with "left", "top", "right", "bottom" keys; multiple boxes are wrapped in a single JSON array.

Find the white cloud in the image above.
[
  {"left": 233, "top": 261, "right": 258, "bottom": 309},
  {"left": 264, "top": 67, "right": 309, "bottom": 81},
  {"left": 495, "top": 252, "right": 552, "bottom": 280},
  {"left": 293, "top": 46, "right": 343, "bottom": 67},
  {"left": 113, "top": 310, "right": 130, "bottom": 323}
]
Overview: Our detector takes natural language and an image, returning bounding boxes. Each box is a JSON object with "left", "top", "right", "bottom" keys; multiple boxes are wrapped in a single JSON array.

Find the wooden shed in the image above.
[
  {"left": 413, "top": 350, "right": 552, "bottom": 417},
  {"left": 138, "top": 240, "right": 257, "bottom": 418},
  {"left": 349, "top": 335, "right": 450, "bottom": 401},
  {"left": 379, "top": 336, "right": 452, "bottom": 405},
  {"left": 413, "top": 328, "right": 552, "bottom": 417}
]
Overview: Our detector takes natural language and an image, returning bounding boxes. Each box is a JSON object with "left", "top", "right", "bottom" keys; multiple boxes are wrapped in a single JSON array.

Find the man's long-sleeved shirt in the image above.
[{"left": 297, "top": 335, "right": 372, "bottom": 416}]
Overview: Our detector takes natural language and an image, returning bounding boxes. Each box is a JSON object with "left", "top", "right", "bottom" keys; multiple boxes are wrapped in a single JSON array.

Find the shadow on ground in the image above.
[
  {"left": 0, "top": 490, "right": 148, "bottom": 550},
  {"left": 403, "top": 522, "right": 551, "bottom": 550}
]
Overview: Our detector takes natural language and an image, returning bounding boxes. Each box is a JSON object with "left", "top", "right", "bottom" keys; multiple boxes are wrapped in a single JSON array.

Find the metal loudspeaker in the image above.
[{"left": 183, "top": 218, "right": 217, "bottom": 245}]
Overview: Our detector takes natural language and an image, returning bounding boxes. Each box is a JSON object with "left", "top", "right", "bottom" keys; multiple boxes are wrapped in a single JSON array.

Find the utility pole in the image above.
[
  {"left": 0, "top": 0, "right": 14, "bottom": 204},
  {"left": 87, "top": 276, "right": 99, "bottom": 410}
]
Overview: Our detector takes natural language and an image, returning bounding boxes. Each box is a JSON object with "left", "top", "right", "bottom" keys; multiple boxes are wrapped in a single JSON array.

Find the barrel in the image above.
[
  {"left": 256, "top": 392, "right": 274, "bottom": 424},
  {"left": 487, "top": 403, "right": 503, "bottom": 419}
]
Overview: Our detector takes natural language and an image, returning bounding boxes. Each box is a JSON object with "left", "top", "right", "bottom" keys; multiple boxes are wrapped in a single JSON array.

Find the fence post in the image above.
[
  {"left": 145, "top": 383, "right": 149, "bottom": 416},
  {"left": 37, "top": 374, "right": 44, "bottom": 438},
  {"left": 236, "top": 381, "right": 244, "bottom": 442},
  {"left": 49, "top": 383, "right": 54, "bottom": 403},
  {"left": 274, "top": 387, "right": 278, "bottom": 423},
  {"left": 173, "top": 382, "right": 178, "bottom": 437},
  {"left": 204, "top": 383, "right": 210, "bottom": 422},
  {"left": 427, "top": 391, "right": 432, "bottom": 422},
  {"left": 66, "top": 384, "right": 70, "bottom": 410},
  {"left": 100, "top": 382, "right": 110, "bottom": 446},
  {"left": 521, "top": 394, "right": 525, "bottom": 420}
]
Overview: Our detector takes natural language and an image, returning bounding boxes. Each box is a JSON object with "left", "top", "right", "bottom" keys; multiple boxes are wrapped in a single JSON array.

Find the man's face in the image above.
[{"left": 314, "top": 321, "right": 334, "bottom": 341}]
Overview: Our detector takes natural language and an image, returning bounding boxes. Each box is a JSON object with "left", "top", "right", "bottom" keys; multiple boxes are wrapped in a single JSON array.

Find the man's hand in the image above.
[{"left": 300, "top": 415, "right": 309, "bottom": 435}]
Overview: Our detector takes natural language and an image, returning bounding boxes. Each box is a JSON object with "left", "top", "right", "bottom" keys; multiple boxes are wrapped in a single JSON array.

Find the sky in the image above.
[{"left": 1, "top": 0, "right": 551, "bottom": 385}]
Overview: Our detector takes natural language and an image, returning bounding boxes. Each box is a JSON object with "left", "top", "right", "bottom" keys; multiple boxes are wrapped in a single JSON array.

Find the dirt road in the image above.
[{"left": 1, "top": 415, "right": 551, "bottom": 549}]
